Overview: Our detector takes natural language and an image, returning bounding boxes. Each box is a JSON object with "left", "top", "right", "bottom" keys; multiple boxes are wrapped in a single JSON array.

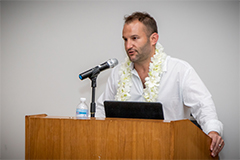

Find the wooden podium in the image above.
[{"left": 25, "top": 114, "right": 218, "bottom": 159}]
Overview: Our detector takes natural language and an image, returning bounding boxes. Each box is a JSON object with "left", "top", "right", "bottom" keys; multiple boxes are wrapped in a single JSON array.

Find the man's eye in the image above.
[{"left": 133, "top": 37, "right": 137, "bottom": 40}]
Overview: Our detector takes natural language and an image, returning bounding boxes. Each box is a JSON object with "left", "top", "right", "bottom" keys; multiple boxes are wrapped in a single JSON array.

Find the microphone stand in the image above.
[{"left": 89, "top": 67, "right": 100, "bottom": 117}]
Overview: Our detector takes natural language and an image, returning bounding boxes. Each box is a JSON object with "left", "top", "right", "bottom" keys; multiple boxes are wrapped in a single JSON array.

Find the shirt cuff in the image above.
[{"left": 201, "top": 119, "right": 223, "bottom": 136}]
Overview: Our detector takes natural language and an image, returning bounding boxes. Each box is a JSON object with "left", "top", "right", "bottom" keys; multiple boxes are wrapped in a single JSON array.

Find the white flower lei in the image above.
[{"left": 115, "top": 42, "right": 167, "bottom": 102}]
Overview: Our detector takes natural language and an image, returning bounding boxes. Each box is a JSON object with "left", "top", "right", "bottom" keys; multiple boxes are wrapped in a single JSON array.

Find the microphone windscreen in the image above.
[{"left": 108, "top": 58, "right": 118, "bottom": 68}]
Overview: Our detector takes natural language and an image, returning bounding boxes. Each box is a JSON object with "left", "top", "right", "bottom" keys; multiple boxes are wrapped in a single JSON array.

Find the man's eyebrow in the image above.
[
  {"left": 122, "top": 35, "right": 139, "bottom": 39},
  {"left": 131, "top": 35, "right": 139, "bottom": 37}
]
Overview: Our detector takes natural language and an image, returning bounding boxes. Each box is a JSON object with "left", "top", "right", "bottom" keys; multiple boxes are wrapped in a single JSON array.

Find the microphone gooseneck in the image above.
[{"left": 78, "top": 58, "right": 118, "bottom": 118}]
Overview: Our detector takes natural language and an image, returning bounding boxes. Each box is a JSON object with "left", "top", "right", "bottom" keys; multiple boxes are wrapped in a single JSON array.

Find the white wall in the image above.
[
  {"left": 238, "top": 1, "right": 240, "bottom": 158},
  {"left": 0, "top": 2, "right": 2, "bottom": 159},
  {"left": 1, "top": 1, "right": 239, "bottom": 159}
]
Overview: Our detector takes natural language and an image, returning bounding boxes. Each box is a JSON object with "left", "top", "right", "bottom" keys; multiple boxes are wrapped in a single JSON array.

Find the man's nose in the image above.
[{"left": 125, "top": 40, "right": 133, "bottom": 50}]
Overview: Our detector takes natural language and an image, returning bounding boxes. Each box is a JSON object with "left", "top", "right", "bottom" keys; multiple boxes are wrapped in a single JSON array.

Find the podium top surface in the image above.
[{"left": 26, "top": 114, "right": 174, "bottom": 123}]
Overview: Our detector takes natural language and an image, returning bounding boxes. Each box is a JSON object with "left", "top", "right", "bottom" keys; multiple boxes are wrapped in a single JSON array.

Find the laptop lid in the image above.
[{"left": 104, "top": 101, "right": 164, "bottom": 120}]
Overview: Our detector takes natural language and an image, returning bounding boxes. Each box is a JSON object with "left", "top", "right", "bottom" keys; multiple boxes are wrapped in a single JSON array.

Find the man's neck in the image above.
[
  {"left": 134, "top": 61, "right": 149, "bottom": 74},
  {"left": 134, "top": 59, "right": 151, "bottom": 88}
]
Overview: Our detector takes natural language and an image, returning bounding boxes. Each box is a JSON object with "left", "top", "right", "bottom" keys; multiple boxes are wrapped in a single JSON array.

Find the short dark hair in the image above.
[{"left": 124, "top": 12, "right": 158, "bottom": 37}]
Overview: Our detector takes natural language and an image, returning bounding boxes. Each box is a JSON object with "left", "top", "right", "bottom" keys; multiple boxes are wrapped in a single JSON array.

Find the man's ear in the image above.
[{"left": 150, "top": 33, "right": 159, "bottom": 46}]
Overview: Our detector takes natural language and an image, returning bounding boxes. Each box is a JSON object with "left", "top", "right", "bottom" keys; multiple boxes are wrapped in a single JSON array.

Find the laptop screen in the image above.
[{"left": 104, "top": 101, "right": 164, "bottom": 120}]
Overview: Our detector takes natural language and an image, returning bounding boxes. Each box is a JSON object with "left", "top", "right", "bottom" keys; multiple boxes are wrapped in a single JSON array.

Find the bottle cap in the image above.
[{"left": 80, "top": 98, "right": 86, "bottom": 102}]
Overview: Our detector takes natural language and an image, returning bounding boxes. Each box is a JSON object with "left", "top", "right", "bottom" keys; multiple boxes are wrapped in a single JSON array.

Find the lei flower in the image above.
[
  {"left": 115, "top": 57, "right": 132, "bottom": 101},
  {"left": 115, "top": 42, "right": 167, "bottom": 102}
]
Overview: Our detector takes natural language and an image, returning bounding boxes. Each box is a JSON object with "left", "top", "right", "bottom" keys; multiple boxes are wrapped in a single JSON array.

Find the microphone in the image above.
[{"left": 79, "top": 58, "right": 118, "bottom": 80}]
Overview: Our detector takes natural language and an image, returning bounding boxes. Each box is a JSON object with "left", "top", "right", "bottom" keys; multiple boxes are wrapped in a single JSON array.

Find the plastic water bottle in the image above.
[{"left": 76, "top": 98, "right": 88, "bottom": 119}]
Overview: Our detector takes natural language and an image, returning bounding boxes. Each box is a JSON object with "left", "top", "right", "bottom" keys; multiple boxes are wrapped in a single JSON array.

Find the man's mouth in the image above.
[{"left": 128, "top": 49, "right": 137, "bottom": 55}]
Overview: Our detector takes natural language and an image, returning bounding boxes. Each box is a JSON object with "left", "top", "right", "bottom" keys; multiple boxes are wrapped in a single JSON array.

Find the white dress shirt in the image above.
[{"left": 96, "top": 56, "right": 223, "bottom": 136}]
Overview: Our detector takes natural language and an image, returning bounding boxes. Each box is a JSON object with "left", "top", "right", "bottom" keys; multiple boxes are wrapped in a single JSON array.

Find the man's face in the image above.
[{"left": 122, "top": 20, "right": 153, "bottom": 64}]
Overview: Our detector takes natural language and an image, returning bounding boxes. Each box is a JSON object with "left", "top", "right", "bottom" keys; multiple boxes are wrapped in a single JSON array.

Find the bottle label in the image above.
[{"left": 76, "top": 109, "right": 88, "bottom": 117}]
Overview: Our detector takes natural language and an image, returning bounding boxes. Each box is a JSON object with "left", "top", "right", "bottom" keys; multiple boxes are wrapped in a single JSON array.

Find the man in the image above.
[{"left": 96, "top": 12, "right": 224, "bottom": 157}]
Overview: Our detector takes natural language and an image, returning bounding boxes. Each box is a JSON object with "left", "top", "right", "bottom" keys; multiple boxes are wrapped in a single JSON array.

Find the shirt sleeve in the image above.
[{"left": 182, "top": 67, "right": 223, "bottom": 136}]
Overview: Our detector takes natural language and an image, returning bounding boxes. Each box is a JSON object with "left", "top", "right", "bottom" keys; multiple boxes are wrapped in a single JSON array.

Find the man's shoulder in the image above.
[
  {"left": 109, "top": 63, "right": 122, "bottom": 79},
  {"left": 111, "top": 63, "right": 121, "bottom": 73},
  {"left": 167, "top": 56, "right": 193, "bottom": 69}
]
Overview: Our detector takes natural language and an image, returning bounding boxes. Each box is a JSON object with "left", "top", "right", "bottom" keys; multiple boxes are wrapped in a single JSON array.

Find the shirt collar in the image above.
[
  {"left": 162, "top": 55, "right": 170, "bottom": 72},
  {"left": 130, "top": 62, "right": 139, "bottom": 77}
]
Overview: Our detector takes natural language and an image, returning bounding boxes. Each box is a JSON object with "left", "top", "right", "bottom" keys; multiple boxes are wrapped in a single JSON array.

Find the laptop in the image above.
[{"left": 104, "top": 101, "right": 164, "bottom": 120}]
